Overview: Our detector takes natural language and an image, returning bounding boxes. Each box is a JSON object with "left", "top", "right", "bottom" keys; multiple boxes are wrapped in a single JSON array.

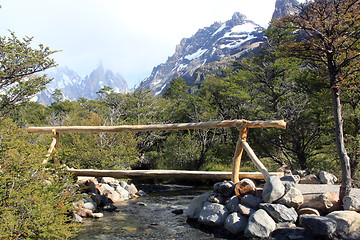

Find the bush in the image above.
[{"left": 0, "top": 118, "right": 79, "bottom": 239}]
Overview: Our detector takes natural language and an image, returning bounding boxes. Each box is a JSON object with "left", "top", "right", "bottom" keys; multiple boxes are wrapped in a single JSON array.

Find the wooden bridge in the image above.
[{"left": 27, "top": 119, "right": 286, "bottom": 184}]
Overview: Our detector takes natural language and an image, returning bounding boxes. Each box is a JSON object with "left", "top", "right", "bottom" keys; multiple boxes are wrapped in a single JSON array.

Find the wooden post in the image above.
[
  {"left": 43, "top": 129, "right": 60, "bottom": 164},
  {"left": 241, "top": 141, "right": 271, "bottom": 181},
  {"left": 231, "top": 123, "right": 248, "bottom": 184}
]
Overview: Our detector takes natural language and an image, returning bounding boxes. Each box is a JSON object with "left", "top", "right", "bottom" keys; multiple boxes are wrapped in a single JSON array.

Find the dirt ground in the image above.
[{"left": 295, "top": 184, "right": 360, "bottom": 198}]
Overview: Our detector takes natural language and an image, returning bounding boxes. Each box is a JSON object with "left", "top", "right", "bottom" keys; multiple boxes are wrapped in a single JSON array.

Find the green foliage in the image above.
[
  {"left": 0, "top": 32, "right": 56, "bottom": 116},
  {"left": 0, "top": 118, "right": 79, "bottom": 239}
]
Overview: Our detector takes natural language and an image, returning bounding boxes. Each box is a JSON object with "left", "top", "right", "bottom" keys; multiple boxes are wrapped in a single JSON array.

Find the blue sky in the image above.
[{"left": 0, "top": 0, "right": 305, "bottom": 89}]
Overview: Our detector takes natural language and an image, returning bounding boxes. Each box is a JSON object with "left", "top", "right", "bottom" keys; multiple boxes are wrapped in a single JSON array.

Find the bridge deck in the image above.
[{"left": 68, "top": 169, "right": 284, "bottom": 181}]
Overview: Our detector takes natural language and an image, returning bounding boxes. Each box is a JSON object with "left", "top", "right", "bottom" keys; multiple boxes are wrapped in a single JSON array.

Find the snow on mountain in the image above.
[
  {"left": 37, "top": 64, "right": 129, "bottom": 105},
  {"left": 139, "top": 12, "right": 266, "bottom": 95}
]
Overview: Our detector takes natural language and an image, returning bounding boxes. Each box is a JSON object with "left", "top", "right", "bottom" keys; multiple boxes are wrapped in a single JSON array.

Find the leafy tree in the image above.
[
  {"left": 0, "top": 32, "right": 56, "bottom": 116},
  {"left": 271, "top": 0, "right": 360, "bottom": 200},
  {"left": 163, "top": 78, "right": 188, "bottom": 100}
]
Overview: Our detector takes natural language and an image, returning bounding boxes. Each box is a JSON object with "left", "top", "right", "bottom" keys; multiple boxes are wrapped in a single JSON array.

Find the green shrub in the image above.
[{"left": 0, "top": 118, "right": 79, "bottom": 239}]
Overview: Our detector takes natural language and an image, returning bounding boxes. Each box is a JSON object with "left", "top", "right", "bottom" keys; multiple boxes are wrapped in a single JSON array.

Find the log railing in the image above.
[{"left": 27, "top": 119, "right": 286, "bottom": 183}]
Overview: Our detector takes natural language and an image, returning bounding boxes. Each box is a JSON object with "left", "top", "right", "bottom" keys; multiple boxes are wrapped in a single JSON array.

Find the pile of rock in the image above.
[
  {"left": 73, "top": 177, "right": 145, "bottom": 222},
  {"left": 186, "top": 175, "right": 360, "bottom": 239}
]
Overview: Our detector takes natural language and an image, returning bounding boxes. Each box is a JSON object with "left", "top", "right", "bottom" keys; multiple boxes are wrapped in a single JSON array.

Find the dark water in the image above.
[{"left": 73, "top": 185, "right": 235, "bottom": 240}]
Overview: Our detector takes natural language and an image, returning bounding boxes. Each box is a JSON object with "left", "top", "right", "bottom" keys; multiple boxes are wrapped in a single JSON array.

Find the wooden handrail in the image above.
[
  {"left": 28, "top": 119, "right": 287, "bottom": 183},
  {"left": 27, "top": 119, "right": 286, "bottom": 134}
]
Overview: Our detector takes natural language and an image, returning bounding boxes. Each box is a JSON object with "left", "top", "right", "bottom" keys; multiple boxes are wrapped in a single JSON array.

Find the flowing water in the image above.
[{"left": 73, "top": 185, "right": 236, "bottom": 240}]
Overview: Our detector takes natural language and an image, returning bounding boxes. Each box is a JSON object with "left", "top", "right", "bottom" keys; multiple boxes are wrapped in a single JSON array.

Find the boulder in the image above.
[
  {"left": 299, "top": 215, "right": 337, "bottom": 236},
  {"left": 72, "top": 211, "right": 83, "bottom": 223},
  {"left": 318, "top": 171, "right": 337, "bottom": 184},
  {"left": 343, "top": 196, "right": 360, "bottom": 211},
  {"left": 90, "top": 212, "right": 104, "bottom": 218},
  {"left": 276, "top": 187, "right": 304, "bottom": 209},
  {"left": 83, "top": 201, "right": 97, "bottom": 212},
  {"left": 89, "top": 192, "right": 102, "bottom": 206},
  {"left": 299, "top": 174, "right": 322, "bottom": 184},
  {"left": 224, "top": 212, "right": 248, "bottom": 234},
  {"left": 298, "top": 207, "right": 320, "bottom": 216},
  {"left": 327, "top": 210, "right": 360, "bottom": 235},
  {"left": 260, "top": 203, "right": 298, "bottom": 223},
  {"left": 101, "top": 183, "right": 115, "bottom": 194},
  {"left": 234, "top": 178, "right": 256, "bottom": 197},
  {"left": 293, "top": 169, "right": 310, "bottom": 178},
  {"left": 76, "top": 208, "right": 93, "bottom": 218},
  {"left": 198, "top": 202, "right": 229, "bottom": 227},
  {"left": 237, "top": 204, "right": 256, "bottom": 217},
  {"left": 225, "top": 195, "right": 240, "bottom": 213},
  {"left": 208, "top": 193, "right": 227, "bottom": 204},
  {"left": 244, "top": 209, "right": 276, "bottom": 238},
  {"left": 119, "top": 181, "right": 128, "bottom": 188},
  {"left": 186, "top": 193, "right": 212, "bottom": 219},
  {"left": 116, "top": 185, "right": 130, "bottom": 200},
  {"left": 105, "top": 190, "right": 124, "bottom": 203},
  {"left": 262, "top": 176, "right": 285, "bottom": 203},
  {"left": 271, "top": 227, "right": 315, "bottom": 240},
  {"left": 125, "top": 183, "right": 138, "bottom": 197},
  {"left": 101, "top": 177, "right": 120, "bottom": 185},
  {"left": 241, "top": 194, "right": 262, "bottom": 209},
  {"left": 214, "top": 181, "right": 235, "bottom": 197},
  {"left": 281, "top": 175, "right": 300, "bottom": 184}
]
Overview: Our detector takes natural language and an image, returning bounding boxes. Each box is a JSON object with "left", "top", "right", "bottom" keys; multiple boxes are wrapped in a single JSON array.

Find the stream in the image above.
[{"left": 73, "top": 185, "right": 237, "bottom": 240}]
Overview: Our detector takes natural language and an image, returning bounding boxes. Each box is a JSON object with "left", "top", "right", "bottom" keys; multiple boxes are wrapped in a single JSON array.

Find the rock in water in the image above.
[
  {"left": 198, "top": 202, "right": 229, "bottom": 227},
  {"left": 224, "top": 212, "right": 248, "bottom": 234},
  {"left": 186, "top": 193, "right": 211, "bottom": 219},
  {"left": 262, "top": 176, "right": 285, "bottom": 203},
  {"left": 244, "top": 209, "right": 276, "bottom": 238}
]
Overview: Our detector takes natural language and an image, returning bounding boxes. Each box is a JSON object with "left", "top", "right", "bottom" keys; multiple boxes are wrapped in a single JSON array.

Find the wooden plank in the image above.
[
  {"left": 67, "top": 169, "right": 284, "bottom": 180},
  {"left": 27, "top": 120, "right": 286, "bottom": 134},
  {"left": 241, "top": 141, "right": 271, "bottom": 181}
]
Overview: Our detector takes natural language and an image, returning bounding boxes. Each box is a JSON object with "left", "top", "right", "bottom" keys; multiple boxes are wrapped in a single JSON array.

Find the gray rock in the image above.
[
  {"left": 116, "top": 185, "right": 130, "bottom": 200},
  {"left": 224, "top": 212, "right": 248, "bottom": 234},
  {"left": 262, "top": 176, "right": 285, "bottom": 203},
  {"left": 319, "top": 171, "right": 337, "bottom": 184},
  {"left": 237, "top": 204, "right": 256, "bottom": 217},
  {"left": 241, "top": 194, "right": 262, "bottom": 209},
  {"left": 198, "top": 202, "right": 229, "bottom": 227},
  {"left": 90, "top": 212, "right": 104, "bottom": 218},
  {"left": 136, "top": 190, "right": 147, "bottom": 197},
  {"left": 225, "top": 195, "right": 240, "bottom": 213},
  {"left": 186, "top": 193, "right": 211, "bottom": 219},
  {"left": 72, "top": 212, "right": 83, "bottom": 223},
  {"left": 260, "top": 203, "right": 298, "bottom": 223},
  {"left": 326, "top": 210, "right": 360, "bottom": 235},
  {"left": 282, "top": 181, "right": 296, "bottom": 192},
  {"left": 271, "top": 227, "right": 315, "bottom": 240},
  {"left": 343, "top": 196, "right": 360, "bottom": 211},
  {"left": 83, "top": 201, "right": 97, "bottom": 212},
  {"left": 101, "top": 183, "right": 115, "bottom": 194},
  {"left": 299, "top": 174, "right": 322, "bottom": 184},
  {"left": 208, "top": 193, "right": 227, "bottom": 204},
  {"left": 299, "top": 215, "right": 337, "bottom": 236},
  {"left": 276, "top": 187, "right": 304, "bottom": 209},
  {"left": 244, "top": 209, "right": 276, "bottom": 238},
  {"left": 281, "top": 175, "right": 300, "bottom": 184},
  {"left": 125, "top": 183, "right": 138, "bottom": 197},
  {"left": 89, "top": 193, "right": 102, "bottom": 206},
  {"left": 214, "top": 181, "right": 235, "bottom": 197},
  {"left": 119, "top": 181, "right": 128, "bottom": 188}
]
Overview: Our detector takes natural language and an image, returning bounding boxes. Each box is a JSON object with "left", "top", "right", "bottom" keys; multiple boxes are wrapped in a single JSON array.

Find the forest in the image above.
[{"left": 0, "top": 0, "right": 359, "bottom": 239}]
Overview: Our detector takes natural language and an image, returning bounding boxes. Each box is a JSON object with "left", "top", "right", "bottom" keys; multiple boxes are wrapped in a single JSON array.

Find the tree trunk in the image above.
[{"left": 331, "top": 86, "right": 352, "bottom": 202}]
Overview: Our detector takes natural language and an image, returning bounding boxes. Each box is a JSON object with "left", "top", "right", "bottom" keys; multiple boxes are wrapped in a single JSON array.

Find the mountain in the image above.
[
  {"left": 272, "top": 0, "right": 300, "bottom": 19},
  {"left": 36, "top": 64, "right": 129, "bottom": 105},
  {"left": 139, "top": 12, "right": 265, "bottom": 95},
  {"left": 139, "top": 0, "right": 300, "bottom": 95}
]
